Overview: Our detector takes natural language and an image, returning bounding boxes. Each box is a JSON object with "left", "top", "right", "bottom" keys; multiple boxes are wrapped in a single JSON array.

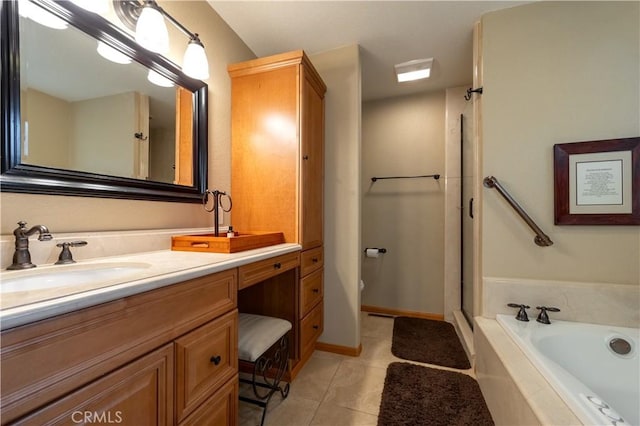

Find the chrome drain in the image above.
[{"left": 609, "top": 338, "right": 632, "bottom": 355}]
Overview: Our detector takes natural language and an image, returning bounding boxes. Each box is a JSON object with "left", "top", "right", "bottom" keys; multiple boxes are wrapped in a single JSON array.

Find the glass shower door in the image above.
[{"left": 461, "top": 105, "right": 474, "bottom": 326}]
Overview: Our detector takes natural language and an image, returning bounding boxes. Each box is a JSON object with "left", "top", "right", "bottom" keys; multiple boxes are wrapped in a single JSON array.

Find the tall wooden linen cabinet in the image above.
[{"left": 228, "top": 50, "right": 326, "bottom": 375}]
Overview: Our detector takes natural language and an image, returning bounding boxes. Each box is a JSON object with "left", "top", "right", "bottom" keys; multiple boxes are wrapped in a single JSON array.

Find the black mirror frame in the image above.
[{"left": 0, "top": 0, "right": 208, "bottom": 203}]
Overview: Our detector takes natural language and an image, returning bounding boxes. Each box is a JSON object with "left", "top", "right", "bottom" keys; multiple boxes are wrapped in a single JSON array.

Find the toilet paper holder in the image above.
[{"left": 364, "top": 248, "right": 387, "bottom": 254}]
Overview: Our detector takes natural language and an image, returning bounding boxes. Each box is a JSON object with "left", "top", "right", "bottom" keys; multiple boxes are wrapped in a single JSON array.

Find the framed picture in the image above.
[{"left": 554, "top": 137, "right": 639, "bottom": 225}]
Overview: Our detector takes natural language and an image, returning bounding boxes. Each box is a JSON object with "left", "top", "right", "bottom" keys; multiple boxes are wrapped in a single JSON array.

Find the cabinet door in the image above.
[
  {"left": 300, "top": 303, "right": 324, "bottom": 359},
  {"left": 179, "top": 376, "right": 238, "bottom": 426},
  {"left": 175, "top": 310, "right": 238, "bottom": 423},
  {"left": 14, "top": 344, "right": 174, "bottom": 426},
  {"left": 230, "top": 66, "right": 299, "bottom": 243},
  {"left": 300, "top": 70, "right": 324, "bottom": 250},
  {"left": 300, "top": 246, "right": 323, "bottom": 277},
  {"left": 299, "top": 268, "right": 323, "bottom": 319},
  {"left": 238, "top": 251, "right": 300, "bottom": 290}
]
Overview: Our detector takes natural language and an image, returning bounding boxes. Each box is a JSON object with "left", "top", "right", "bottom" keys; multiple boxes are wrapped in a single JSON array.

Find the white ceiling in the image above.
[{"left": 207, "top": 1, "right": 529, "bottom": 101}]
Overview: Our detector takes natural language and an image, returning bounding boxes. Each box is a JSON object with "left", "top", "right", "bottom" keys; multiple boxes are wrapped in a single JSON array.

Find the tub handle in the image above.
[
  {"left": 507, "top": 303, "right": 530, "bottom": 322},
  {"left": 536, "top": 306, "right": 560, "bottom": 324}
]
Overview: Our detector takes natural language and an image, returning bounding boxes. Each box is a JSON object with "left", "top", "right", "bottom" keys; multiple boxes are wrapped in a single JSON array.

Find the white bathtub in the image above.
[{"left": 497, "top": 314, "right": 639, "bottom": 426}]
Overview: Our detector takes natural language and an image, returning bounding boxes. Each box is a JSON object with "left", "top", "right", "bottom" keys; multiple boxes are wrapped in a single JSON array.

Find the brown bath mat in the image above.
[
  {"left": 378, "top": 362, "right": 494, "bottom": 426},
  {"left": 391, "top": 317, "right": 471, "bottom": 369}
]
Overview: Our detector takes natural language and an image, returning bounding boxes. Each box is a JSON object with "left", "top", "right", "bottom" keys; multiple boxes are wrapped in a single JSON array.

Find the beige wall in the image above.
[
  {"left": 22, "top": 88, "right": 72, "bottom": 169},
  {"left": 481, "top": 1, "right": 640, "bottom": 286},
  {"left": 310, "top": 45, "right": 362, "bottom": 349},
  {"left": 362, "top": 91, "right": 446, "bottom": 315},
  {"left": 1, "top": 1, "right": 255, "bottom": 234},
  {"left": 71, "top": 92, "right": 137, "bottom": 178}
]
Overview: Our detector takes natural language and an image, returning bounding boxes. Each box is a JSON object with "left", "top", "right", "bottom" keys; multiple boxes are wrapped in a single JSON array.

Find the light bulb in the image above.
[
  {"left": 97, "top": 41, "right": 131, "bottom": 64},
  {"left": 19, "top": 0, "right": 68, "bottom": 30},
  {"left": 147, "top": 70, "right": 174, "bottom": 88},
  {"left": 135, "top": 5, "right": 169, "bottom": 54},
  {"left": 396, "top": 69, "right": 431, "bottom": 83},
  {"left": 182, "top": 36, "right": 209, "bottom": 80}
]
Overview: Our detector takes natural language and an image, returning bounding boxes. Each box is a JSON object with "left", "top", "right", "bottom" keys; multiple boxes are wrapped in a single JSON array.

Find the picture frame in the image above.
[{"left": 554, "top": 137, "right": 639, "bottom": 225}]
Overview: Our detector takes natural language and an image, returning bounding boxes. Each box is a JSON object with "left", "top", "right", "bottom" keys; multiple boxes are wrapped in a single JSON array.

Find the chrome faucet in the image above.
[{"left": 7, "top": 221, "right": 53, "bottom": 270}]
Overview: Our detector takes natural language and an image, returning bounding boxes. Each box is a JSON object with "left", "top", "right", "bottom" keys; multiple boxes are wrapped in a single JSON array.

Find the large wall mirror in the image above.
[{"left": 1, "top": 0, "right": 208, "bottom": 203}]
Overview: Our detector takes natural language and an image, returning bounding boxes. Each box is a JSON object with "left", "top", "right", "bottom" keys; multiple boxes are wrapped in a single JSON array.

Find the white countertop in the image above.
[{"left": 0, "top": 243, "right": 300, "bottom": 330}]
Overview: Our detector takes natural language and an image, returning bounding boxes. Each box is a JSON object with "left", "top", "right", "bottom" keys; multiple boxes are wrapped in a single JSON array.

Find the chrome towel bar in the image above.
[{"left": 483, "top": 176, "right": 553, "bottom": 247}]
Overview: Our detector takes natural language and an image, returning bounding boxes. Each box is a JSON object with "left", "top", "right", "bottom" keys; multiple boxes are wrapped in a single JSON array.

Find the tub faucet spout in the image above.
[{"left": 7, "top": 221, "right": 53, "bottom": 270}]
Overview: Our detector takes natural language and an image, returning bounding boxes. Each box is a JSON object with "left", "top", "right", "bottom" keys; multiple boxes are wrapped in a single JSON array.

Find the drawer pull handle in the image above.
[
  {"left": 312, "top": 257, "right": 319, "bottom": 263},
  {"left": 312, "top": 288, "right": 319, "bottom": 294},
  {"left": 274, "top": 262, "right": 282, "bottom": 269},
  {"left": 303, "top": 155, "right": 309, "bottom": 160},
  {"left": 210, "top": 355, "right": 222, "bottom": 365},
  {"left": 312, "top": 325, "right": 319, "bottom": 330}
]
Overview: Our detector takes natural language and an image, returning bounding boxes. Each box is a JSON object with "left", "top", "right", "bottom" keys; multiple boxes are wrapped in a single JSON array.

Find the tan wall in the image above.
[
  {"left": 22, "top": 88, "right": 72, "bottom": 169},
  {"left": 310, "top": 45, "right": 362, "bottom": 349},
  {"left": 71, "top": 92, "right": 137, "bottom": 178},
  {"left": 481, "top": 1, "right": 640, "bottom": 286},
  {"left": 362, "top": 91, "right": 446, "bottom": 315},
  {"left": 1, "top": 1, "right": 256, "bottom": 234}
]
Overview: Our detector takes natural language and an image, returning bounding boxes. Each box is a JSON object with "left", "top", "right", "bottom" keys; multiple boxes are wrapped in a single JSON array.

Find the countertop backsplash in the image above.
[{"left": 0, "top": 227, "right": 221, "bottom": 269}]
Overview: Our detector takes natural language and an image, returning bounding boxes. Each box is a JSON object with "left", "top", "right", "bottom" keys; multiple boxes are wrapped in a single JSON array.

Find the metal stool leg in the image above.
[{"left": 239, "top": 335, "right": 290, "bottom": 426}]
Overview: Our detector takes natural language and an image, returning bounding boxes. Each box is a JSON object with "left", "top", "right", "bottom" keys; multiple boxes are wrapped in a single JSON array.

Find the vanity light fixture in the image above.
[
  {"left": 394, "top": 58, "right": 433, "bottom": 83},
  {"left": 19, "top": 0, "right": 68, "bottom": 30},
  {"left": 113, "top": 0, "right": 210, "bottom": 80}
]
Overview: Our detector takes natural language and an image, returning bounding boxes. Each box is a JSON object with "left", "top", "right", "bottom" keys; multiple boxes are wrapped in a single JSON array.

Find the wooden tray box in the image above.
[{"left": 171, "top": 232, "right": 285, "bottom": 253}]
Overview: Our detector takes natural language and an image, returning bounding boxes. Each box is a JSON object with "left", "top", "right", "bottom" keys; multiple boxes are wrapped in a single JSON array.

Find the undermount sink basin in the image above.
[{"left": 1, "top": 262, "right": 152, "bottom": 293}]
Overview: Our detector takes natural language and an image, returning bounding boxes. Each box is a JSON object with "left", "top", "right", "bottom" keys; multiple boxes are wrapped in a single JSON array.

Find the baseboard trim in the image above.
[
  {"left": 361, "top": 304, "right": 444, "bottom": 321},
  {"left": 315, "top": 341, "right": 362, "bottom": 357}
]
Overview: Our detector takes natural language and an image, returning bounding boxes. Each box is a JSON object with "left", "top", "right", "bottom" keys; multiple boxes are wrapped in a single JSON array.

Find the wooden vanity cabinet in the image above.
[
  {"left": 229, "top": 50, "right": 326, "bottom": 373},
  {"left": 13, "top": 344, "right": 175, "bottom": 426},
  {"left": 0, "top": 270, "right": 238, "bottom": 425},
  {"left": 228, "top": 50, "right": 326, "bottom": 249}
]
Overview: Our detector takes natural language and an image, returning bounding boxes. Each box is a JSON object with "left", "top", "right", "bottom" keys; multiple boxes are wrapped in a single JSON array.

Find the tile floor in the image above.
[{"left": 238, "top": 312, "right": 475, "bottom": 426}]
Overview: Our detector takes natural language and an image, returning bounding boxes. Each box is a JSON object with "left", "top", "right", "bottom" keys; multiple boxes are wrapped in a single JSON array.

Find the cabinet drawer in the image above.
[
  {"left": 300, "top": 302, "right": 323, "bottom": 358},
  {"left": 15, "top": 344, "right": 174, "bottom": 426},
  {"left": 300, "top": 247, "right": 323, "bottom": 277},
  {"left": 179, "top": 376, "right": 238, "bottom": 426},
  {"left": 0, "top": 269, "right": 237, "bottom": 424},
  {"left": 175, "top": 310, "right": 238, "bottom": 423},
  {"left": 299, "top": 269, "right": 323, "bottom": 319},
  {"left": 238, "top": 252, "right": 299, "bottom": 290}
]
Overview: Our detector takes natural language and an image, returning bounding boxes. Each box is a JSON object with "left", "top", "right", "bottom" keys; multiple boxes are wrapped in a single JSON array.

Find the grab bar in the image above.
[
  {"left": 483, "top": 176, "right": 553, "bottom": 247},
  {"left": 371, "top": 174, "right": 440, "bottom": 182}
]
